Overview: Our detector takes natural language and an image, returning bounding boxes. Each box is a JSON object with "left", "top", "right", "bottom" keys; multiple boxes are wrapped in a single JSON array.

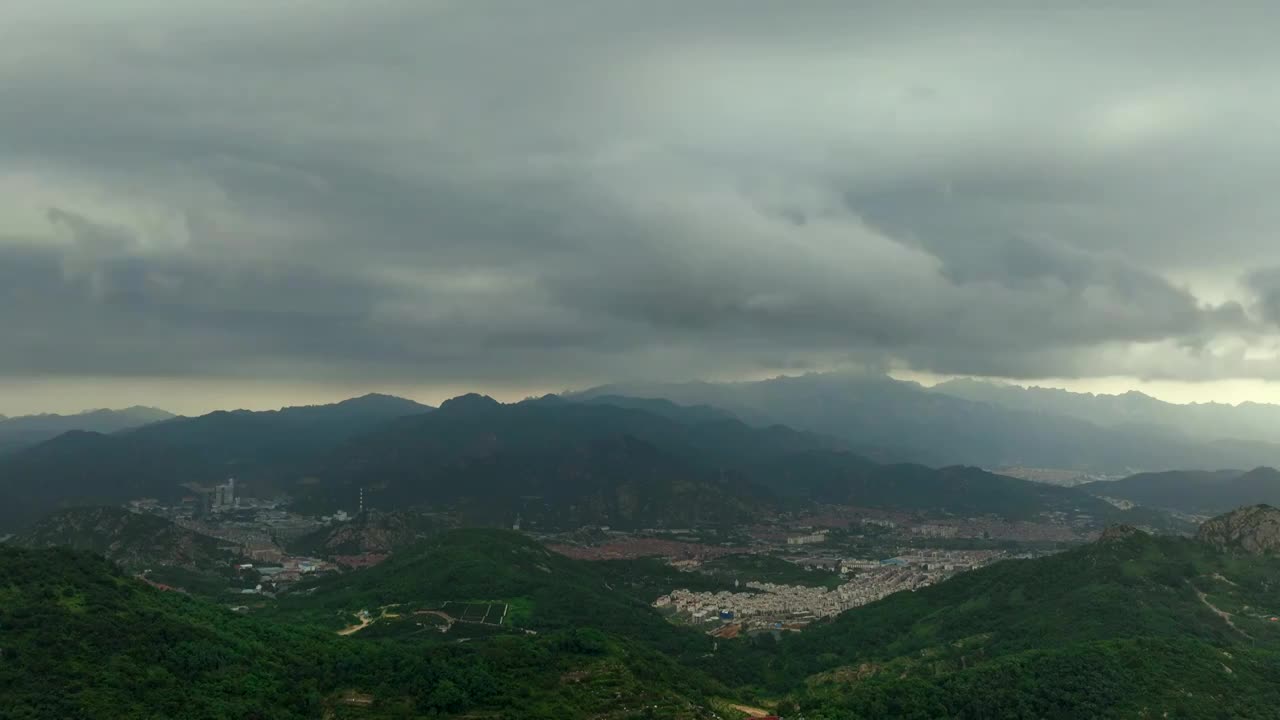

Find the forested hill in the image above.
[
  {"left": 275, "top": 528, "right": 707, "bottom": 646},
  {"left": 1083, "top": 467, "right": 1280, "bottom": 515},
  {"left": 0, "top": 539, "right": 731, "bottom": 719},
  {"left": 0, "top": 394, "right": 433, "bottom": 530},
  {"left": 304, "top": 394, "right": 1156, "bottom": 529},
  {"left": 708, "top": 519, "right": 1280, "bottom": 717},
  {"left": 300, "top": 395, "right": 810, "bottom": 527},
  {"left": 9, "top": 514, "right": 1280, "bottom": 718},
  {"left": 748, "top": 451, "right": 1125, "bottom": 522}
]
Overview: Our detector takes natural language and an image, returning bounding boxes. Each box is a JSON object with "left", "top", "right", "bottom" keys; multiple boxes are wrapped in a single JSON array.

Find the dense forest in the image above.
[
  {"left": 703, "top": 529, "right": 1280, "bottom": 716},
  {"left": 6, "top": 519, "right": 1280, "bottom": 718},
  {"left": 0, "top": 543, "right": 726, "bottom": 719}
]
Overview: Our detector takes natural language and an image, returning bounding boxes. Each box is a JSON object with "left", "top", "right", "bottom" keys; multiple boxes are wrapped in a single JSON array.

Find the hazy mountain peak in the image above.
[
  {"left": 521, "top": 393, "right": 568, "bottom": 406},
  {"left": 332, "top": 393, "right": 431, "bottom": 412},
  {"left": 438, "top": 393, "right": 502, "bottom": 413},
  {"left": 0, "top": 407, "right": 176, "bottom": 456}
]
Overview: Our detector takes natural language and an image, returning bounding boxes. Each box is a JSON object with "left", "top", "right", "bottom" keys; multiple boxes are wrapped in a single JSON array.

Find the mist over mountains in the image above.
[
  {"left": 578, "top": 372, "right": 1280, "bottom": 474},
  {"left": 7, "top": 372, "right": 1280, "bottom": 534},
  {"left": 0, "top": 387, "right": 1181, "bottom": 534},
  {"left": 0, "top": 394, "right": 430, "bottom": 530},
  {"left": 0, "top": 406, "right": 173, "bottom": 455},
  {"left": 1082, "top": 468, "right": 1280, "bottom": 516},
  {"left": 10, "top": 371, "right": 1280, "bottom": 478},
  {"left": 934, "top": 378, "right": 1280, "bottom": 446}
]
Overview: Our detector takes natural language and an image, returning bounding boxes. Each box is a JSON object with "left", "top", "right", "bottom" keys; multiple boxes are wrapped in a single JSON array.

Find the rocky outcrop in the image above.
[
  {"left": 13, "top": 506, "right": 227, "bottom": 570},
  {"left": 289, "top": 509, "right": 446, "bottom": 556},
  {"left": 1098, "top": 524, "right": 1145, "bottom": 543},
  {"left": 1197, "top": 505, "right": 1280, "bottom": 554}
]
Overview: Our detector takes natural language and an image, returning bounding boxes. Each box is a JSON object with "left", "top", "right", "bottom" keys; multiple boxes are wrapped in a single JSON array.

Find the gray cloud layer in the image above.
[{"left": 4, "top": 1, "right": 1280, "bottom": 392}]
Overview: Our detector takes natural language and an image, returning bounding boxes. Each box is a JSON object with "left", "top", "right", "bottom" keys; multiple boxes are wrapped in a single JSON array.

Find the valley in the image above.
[
  {"left": 7, "top": 391, "right": 1280, "bottom": 718},
  {"left": 7, "top": 503, "right": 1280, "bottom": 719},
  {"left": 13, "top": 7, "right": 1280, "bottom": 717}
]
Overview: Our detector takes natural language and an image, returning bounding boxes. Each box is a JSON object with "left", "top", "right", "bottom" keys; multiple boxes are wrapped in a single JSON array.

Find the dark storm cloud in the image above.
[
  {"left": 1246, "top": 269, "right": 1280, "bottom": 328},
  {"left": 3, "top": 1, "right": 1280, "bottom": 389}
]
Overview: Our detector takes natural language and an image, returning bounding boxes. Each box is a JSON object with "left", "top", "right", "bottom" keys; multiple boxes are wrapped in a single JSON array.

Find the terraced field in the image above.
[{"left": 438, "top": 601, "right": 509, "bottom": 625}]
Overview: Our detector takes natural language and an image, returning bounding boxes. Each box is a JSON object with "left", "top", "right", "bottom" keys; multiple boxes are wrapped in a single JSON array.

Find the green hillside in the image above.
[
  {"left": 706, "top": 525, "right": 1280, "bottom": 717},
  {"left": 275, "top": 529, "right": 713, "bottom": 651},
  {"left": 8, "top": 517, "right": 1280, "bottom": 719},
  {"left": 0, "top": 543, "right": 730, "bottom": 719}
]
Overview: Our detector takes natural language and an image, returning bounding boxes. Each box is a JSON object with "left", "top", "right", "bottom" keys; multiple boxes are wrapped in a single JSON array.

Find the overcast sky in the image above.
[{"left": 5, "top": 1, "right": 1280, "bottom": 415}]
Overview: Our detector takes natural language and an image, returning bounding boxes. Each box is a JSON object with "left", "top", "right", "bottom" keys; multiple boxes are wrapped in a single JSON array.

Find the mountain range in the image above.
[
  {"left": 934, "top": 377, "right": 1280, "bottom": 446},
  {"left": 1082, "top": 468, "right": 1280, "bottom": 516},
  {"left": 0, "top": 393, "right": 431, "bottom": 530},
  {"left": 0, "top": 406, "right": 173, "bottom": 455},
  {"left": 578, "top": 372, "right": 1280, "bottom": 474},
  {"left": 11, "top": 371, "right": 1280, "bottom": 525},
  {"left": 0, "top": 390, "right": 1184, "bottom": 533}
]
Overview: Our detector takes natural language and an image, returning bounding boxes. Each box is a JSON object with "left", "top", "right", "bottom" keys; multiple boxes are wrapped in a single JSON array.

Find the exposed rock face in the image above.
[
  {"left": 1098, "top": 524, "right": 1144, "bottom": 543},
  {"left": 1197, "top": 505, "right": 1280, "bottom": 554},
  {"left": 291, "top": 509, "right": 446, "bottom": 556},
  {"left": 13, "top": 506, "right": 227, "bottom": 570}
]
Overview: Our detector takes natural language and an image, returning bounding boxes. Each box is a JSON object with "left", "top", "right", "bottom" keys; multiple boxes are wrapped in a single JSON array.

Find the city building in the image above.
[{"left": 786, "top": 530, "right": 828, "bottom": 546}]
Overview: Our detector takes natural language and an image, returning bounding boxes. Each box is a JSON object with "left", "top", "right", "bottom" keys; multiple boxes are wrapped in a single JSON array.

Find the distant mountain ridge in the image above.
[
  {"left": 0, "top": 406, "right": 173, "bottom": 455},
  {"left": 577, "top": 372, "right": 1280, "bottom": 473},
  {"left": 292, "top": 394, "right": 1178, "bottom": 532},
  {"left": 749, "top": 450, "right": 1127, "bottom": 523},
  {"left": 0, "top": 390, "right": 1162, "bottom": 534},
  {"left": 1083, "top": 468, "right": 1280, "bottom": 515},
  {"left": 303, "top": 395, "right": 786, "bottom": 528},
  {"left": 0, "top": 394, "right": 434, "bottom": 530},
  {"left": 935, "top": 377, "right": 1280, "bottom": 446}
]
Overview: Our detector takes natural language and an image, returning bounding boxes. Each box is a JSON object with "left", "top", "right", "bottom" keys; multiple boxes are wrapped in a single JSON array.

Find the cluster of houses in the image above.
[
  {"left": 655, "top": 552, "right": 1006, "bottom": 630},
  {"left": 234, "top": 555, "right": 339, "bottom": 594},
  {"left": 656, "top": 567, "right": 928, "bottom": 627}
]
